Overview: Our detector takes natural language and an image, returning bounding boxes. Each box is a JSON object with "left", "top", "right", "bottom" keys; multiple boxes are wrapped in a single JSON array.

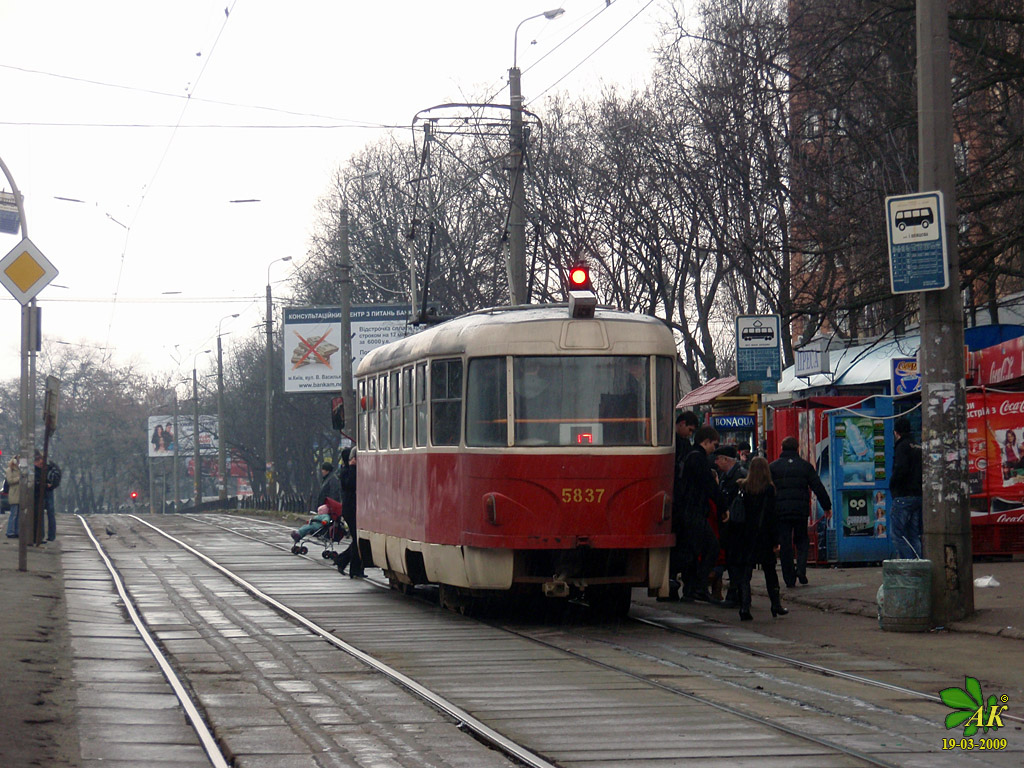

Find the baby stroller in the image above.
[{"left": 290, "top": 499, "right": 348, "bottom": 561}]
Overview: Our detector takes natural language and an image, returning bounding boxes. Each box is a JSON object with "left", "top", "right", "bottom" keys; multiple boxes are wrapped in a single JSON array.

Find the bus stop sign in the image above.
[{"left": 885, "top": 190, "right": 949, "bottom": 294}]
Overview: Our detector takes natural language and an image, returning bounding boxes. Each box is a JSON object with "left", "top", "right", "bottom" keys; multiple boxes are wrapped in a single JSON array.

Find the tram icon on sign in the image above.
[
  {"left": 741, "top": 323, "right": 775, "bottom": 342},
  {"left": 895, "top": 207, "right": 934, "bottom": 232}
]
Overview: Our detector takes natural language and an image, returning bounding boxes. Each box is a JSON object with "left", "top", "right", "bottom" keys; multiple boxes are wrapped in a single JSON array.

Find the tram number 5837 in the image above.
[{"left": 561, "top": 488, "right": 605, "bottom": 503}]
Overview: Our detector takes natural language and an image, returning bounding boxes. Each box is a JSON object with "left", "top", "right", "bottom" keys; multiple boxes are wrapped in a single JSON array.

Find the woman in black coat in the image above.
[{"left": 731, "top": 457, "right": 788, "bottom": 620}]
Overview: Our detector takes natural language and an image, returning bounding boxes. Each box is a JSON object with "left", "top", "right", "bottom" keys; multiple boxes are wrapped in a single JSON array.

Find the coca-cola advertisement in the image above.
[{"left": 968, "top": 389, "right": 1024, "bottom": 529}]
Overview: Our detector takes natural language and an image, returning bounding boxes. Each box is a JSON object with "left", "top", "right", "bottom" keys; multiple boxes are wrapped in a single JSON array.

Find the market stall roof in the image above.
[
  {"left": 779, "top": 337, "right": 919, "bottom": 392},
  {"left": 676, "top": 376, "right": 739, "bottom": 408}
]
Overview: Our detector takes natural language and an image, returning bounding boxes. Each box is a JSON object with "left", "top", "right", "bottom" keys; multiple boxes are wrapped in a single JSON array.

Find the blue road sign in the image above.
[{"left": 886, "top": 191, "right": 949, "bottom": 294}]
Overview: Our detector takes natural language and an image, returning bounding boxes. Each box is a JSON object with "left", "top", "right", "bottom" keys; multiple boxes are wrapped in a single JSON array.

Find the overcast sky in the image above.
[{"left": 0, "top": 0, "right": 672, "bottom": 384}]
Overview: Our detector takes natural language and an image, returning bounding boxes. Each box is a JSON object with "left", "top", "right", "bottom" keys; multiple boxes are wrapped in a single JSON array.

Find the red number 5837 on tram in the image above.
[{"left": 353, "top": 302, "right": 677, "bottom": 616}]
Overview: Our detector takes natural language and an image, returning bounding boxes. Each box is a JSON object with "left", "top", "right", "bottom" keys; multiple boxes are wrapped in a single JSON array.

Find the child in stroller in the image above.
[{"left": 290, "top": 498, "right": 348, "bottom": 560}]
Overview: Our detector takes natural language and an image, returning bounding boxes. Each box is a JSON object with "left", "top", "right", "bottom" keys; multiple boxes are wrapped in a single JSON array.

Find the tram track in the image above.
[{"left": 77, "top": 513, "right": 1019, "bottom": 767}]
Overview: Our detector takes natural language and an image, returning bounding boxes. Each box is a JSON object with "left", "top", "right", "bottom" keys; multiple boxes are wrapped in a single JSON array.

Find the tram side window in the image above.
[
  {"left": 367, "top": 377, "right": 378, "bottom": 451},
  {"left": 390, "top": 370, "right": 401, "bottom": 448},
  {"left": 379, "top": 374, "right": 390, "bottom": 450},
  {"left": 357, "top": 379, "right": 368, "bottom": 451},
  {"left": 402, "top": 366, "right": 414, "bottom": 448},
  {"left": 415, "top": 362, "right": 428, "bottom": 446},
  {"left": 466, "top": 357, "right": 507, "bottom": 447},
  {"left": 431, "top": 358, "right": 462, "bottom": 446},
  {"left": 655, "top": 356, "right": 674, "bottom": 446}
]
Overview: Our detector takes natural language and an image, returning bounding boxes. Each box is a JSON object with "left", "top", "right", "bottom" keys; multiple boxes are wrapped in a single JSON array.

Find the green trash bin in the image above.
[{"left": 880, "top": 559, "right": 931, "bottom": 632}]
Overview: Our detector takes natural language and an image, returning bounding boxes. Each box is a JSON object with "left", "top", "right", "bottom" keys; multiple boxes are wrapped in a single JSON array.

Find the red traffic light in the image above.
[
  {"left": 130, "top": 491, "right": 139, "bottom": 500},
  {"left": 569, "top": 265, "right": 590, "bottom": 288}
]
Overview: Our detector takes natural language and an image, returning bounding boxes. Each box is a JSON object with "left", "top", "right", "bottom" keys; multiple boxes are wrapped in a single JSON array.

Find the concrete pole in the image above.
[
  {"left": 265, "top": 282, "right": 275, "bottom": 509},
  {"left": 916, "top": 0, "right": 973, "bottom": 622},
  {"left": 172, "top": 390, "right": 180, "bottom": 509},
  {"left": 339, "top": 207, "right": 355, "bottom": 430},
  {"left": 217, "top": 333, "right": 227, "bottom": 503},
  {"left": 193, "top": 366, "right": 201, "bottom": 509},
  {"left": 508, "top": 65, "right": 526, "bottom": 306}
]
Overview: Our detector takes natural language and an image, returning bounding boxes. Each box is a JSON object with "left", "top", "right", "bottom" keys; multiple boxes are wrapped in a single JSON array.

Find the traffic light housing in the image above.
[{"left": 331, "top": 397, "right": 345, "bottom": 431}]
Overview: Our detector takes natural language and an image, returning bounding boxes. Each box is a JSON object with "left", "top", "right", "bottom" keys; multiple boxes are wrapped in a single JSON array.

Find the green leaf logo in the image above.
[{"left": 940, "top": 677, "right": 1007, "bottom": 736}]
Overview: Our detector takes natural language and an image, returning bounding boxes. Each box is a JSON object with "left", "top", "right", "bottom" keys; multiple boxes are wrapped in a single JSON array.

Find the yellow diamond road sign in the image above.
[{"left": 1, "top": 237, "right": 58, "bottom": 305}]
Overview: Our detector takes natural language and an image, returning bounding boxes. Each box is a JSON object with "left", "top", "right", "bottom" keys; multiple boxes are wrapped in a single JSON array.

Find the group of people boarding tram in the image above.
[{"left": 667, "top": 411, "right": 832, "bottom": 620}]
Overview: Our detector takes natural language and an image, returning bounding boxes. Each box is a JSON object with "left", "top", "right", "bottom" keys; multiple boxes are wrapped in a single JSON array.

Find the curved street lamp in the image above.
[
  {"left": 508, "top": 8, "right": 564, "bottom": 305},
  {"left": 340, "top": 172, "right": 379, "bottom": 434},
  {"left": 265, "top": 256, "right": 292, "bottom": 508}
]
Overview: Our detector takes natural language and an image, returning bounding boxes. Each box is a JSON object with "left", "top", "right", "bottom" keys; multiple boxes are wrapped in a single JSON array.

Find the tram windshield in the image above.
[{"left": 503, "top": 355, "right": 670, "bottom": 447}]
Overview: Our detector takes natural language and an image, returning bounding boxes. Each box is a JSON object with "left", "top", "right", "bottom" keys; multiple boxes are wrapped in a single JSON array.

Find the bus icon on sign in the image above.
[
  {"left": 741, "top": 324, "right": 774, "bottom": 342},
  {"left": 895, "top": 207, "right": 934, "bottom": 231}
]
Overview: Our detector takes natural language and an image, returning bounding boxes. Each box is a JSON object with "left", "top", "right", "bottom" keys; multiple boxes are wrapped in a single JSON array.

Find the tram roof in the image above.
[{"left": 357, "top": 304, "right": 674, "bottom": 376}]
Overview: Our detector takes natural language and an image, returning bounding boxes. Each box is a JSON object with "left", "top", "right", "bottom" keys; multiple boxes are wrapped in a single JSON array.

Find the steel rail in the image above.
[
  {"left": 126, "top": 515, "right": 559, "bottom": 768},
  {"left": 75, "top": 515, "right": 230, "bottom": 768}
]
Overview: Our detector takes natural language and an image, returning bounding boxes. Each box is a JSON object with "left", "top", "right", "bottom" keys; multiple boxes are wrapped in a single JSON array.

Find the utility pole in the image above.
[
  {"left": 917, "top": 0, "right": 972, "bottom": 622},
  {"left": 193, "top": 365, "right": 201, "bottom": 509},
  {"left": 265, "top": 281, "right": 274, "bottom": 507},
  {"left": 217, "top": 313, "right": 237, "bottom": 504},
  {"left": 508, "top": 64, "right": 526, "bottom": 306},
  {"left": 265, "top": 256, "right": 291, "bottom": 509},
  {"left": 0, "top": 154, "right": 36, "bottom": 571},
  {"left": 339, "top": 172, "right": 377, "bottom": 430},
  {"left": 172, "top": 389, "right": 180, "bottom": 509}
]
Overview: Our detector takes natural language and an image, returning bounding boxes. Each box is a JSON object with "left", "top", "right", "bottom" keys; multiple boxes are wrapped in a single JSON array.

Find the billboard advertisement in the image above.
[
  {"left": 351, "top": 304, "right": 420, "bottom": 378},
  {"left": 147, "top": 415, "right": 218, "bottom": 458},
  {"left": 283, "top": 307, "right": 343, "bottom": 393}
]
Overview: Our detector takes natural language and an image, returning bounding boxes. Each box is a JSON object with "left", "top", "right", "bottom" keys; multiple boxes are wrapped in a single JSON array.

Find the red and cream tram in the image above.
[{"left": 354, "top": 302, "right": 677, "bottom": 615}]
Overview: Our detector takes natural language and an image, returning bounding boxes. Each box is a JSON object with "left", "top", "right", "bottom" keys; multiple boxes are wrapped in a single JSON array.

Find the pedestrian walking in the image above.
[
  {"left": 661, "top": 411, "right": 701, "bottom": 600},
  {"left": 713, "top": 445, "right": 747, "bottom": 606},
  {"left": 34, "top": 450, "right": 59, "bottom": 543},
  {"left": 315, "top": 460, "right": 342, "bottom": 509},
  {"left": 5, "top": 457, "right": 21, "bottom": 539},
  {"left": 336, "top": 448, "right": 363, "bottom": 578},
  {"left": 889, "top": 416, "right": 923, "bottom": 559},
  {"left": 732, "top": 457, "right": 787, "bottom": 620},
  {"left": 675, "top": 425, "right": 726, "bottom": 601},
  {"left": 769, "top": 436, "right": 832, "bottom": 588}
]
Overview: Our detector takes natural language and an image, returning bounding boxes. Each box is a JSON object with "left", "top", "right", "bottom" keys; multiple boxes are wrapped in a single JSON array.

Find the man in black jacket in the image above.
[
  {"left": 675, "top": 426, "right": 726, "bottom": 601},
  {"left": 770, "top": 436, "right": 832, "bottom": 587},
  {"left": 336, "top": 448, "right": 363, "bottom": 578},
  {"left": 889, "top": 416, "right": 923, "bottom": 559},
  {"left": 315, "top": 461, "right": 342, "bottom": 509}
]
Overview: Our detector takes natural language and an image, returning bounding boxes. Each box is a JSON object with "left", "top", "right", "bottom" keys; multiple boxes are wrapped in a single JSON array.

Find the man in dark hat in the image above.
[
  {"left": 315, "top": 461, "right": 342, "bottom": 510},
  {"left": 713, "top": 445, "right": 747, "bottom": 605}
]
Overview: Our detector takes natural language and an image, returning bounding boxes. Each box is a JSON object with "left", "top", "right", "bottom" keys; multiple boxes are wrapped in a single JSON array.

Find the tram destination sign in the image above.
[{"left": 885, "top": 190, "right": 949, "bottom": 294}]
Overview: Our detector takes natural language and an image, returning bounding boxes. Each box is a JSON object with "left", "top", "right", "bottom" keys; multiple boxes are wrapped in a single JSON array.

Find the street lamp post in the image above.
[
  {"left": 266, "top": 256, "right": 292, "bottom": 509},
  {"left": 508, "top": 8, "right": 564, "bottom": 306},
  {"left": 217, "top": 313, "right": 239, "bottom": 504},
  {"left": 0, "top": 154, "right": 38, "bottom": 571},
  {"left": 193, "top": 350, "right": 210, "bottom": 509},
  {"left": 340, "top": 172, "right": 378, "bottom": 432}
]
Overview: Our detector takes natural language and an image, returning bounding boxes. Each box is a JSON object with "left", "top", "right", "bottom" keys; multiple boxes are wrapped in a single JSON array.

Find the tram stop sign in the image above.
[
  {"left": 885, "top": 190, "right": 949, "bottom": 294},
  {"left": 0, "top": 237, "right": 59, "bottom": 305}
]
